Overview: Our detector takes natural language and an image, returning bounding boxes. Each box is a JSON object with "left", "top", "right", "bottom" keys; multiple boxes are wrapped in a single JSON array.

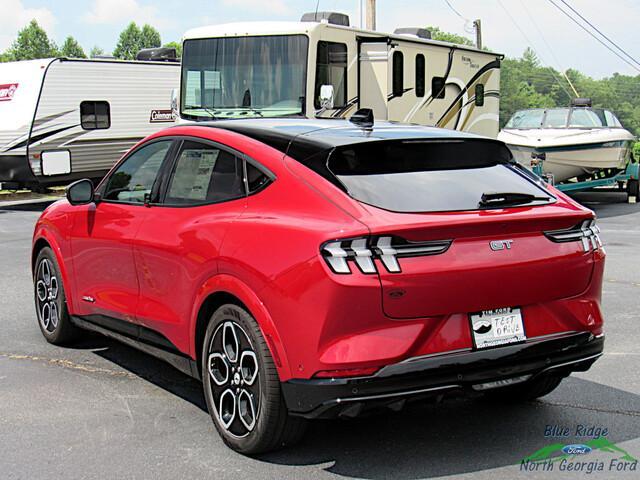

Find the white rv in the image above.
[
  {"left": 0, "top": 57, "right": 180, "bottom": 190},
  {"left": 178, "top": 12, "right": 502, "bottom": 136}
]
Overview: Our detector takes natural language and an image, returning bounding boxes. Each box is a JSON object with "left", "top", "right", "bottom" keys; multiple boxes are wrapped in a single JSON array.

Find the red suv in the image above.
[{"left": 32, "top": 118, "right": 604, "bottom": 454}]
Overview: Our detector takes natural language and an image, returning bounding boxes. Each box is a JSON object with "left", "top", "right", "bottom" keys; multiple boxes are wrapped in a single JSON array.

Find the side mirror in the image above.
[
  {"left": 319, "top": 84, "right": 334, "bottom": 109},
  {"left": 170, "top": 88, "right": 178, "bottom": 119},
  {"left": 66, "top": 179, "right": 95, "bottom": 206}
]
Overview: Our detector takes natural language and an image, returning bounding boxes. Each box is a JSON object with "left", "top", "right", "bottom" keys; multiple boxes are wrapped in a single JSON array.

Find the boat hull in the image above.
[
  {"left": 507, "top": 141, "right": 633, "bottom": 182},
  {"left": 498, "top": 127, "right": 635, "bottom": 183}
]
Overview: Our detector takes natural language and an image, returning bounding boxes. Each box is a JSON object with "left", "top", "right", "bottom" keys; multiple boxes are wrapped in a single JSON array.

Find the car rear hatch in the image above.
[{"left": 323, "top": 138, "right": 598, "bottom": 319}]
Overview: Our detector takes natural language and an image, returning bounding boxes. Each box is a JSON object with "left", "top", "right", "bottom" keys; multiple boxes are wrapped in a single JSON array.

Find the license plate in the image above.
[{"left": 469, "top": 307, "right": 526, "bottom": 349}]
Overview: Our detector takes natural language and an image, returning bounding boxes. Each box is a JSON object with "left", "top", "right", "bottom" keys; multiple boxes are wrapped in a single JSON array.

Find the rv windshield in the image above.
[{"left": 181, "top": 35, "right": 308, "bottom": 120}]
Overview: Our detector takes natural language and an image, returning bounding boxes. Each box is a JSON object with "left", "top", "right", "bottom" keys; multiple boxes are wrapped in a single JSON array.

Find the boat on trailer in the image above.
[{"left": 498, "top": 99, "right": 636, "bottom": 184}]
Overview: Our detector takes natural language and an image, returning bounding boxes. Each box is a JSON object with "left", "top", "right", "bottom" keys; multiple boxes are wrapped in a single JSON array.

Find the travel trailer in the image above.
[
  {"left": 0, "top": 57, "right": 180, "bottom": 190},
  {"left": 178, "top": 12, "right": 502, "bottom": 136}
]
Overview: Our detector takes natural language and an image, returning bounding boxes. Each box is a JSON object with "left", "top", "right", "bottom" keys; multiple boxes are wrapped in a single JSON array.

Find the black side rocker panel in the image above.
[{"left": 70, "top": 315, "right": 200, "bottom": 379}]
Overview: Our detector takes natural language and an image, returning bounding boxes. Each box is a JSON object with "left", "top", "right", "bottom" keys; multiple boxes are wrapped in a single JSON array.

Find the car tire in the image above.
[
  {"left": 482, "top": 375, "right": 563, "bottom": 402},
  {"left": 202, "top": 304, "right": 307, "bottom": 454},
  {"left": 34, "top": 247, "right": 80, "bottom": 345}
]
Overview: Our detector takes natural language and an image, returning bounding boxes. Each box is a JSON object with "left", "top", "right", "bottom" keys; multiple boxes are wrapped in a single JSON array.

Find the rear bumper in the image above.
[{"left": 281, "top": 331, "right": 603, "bottom": 419}]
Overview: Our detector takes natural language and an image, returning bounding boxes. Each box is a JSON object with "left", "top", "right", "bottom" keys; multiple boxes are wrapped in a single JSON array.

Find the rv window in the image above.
[
  {"left": 415, "top": 54, "right": 425, "bottom": 98},
  {"left": 314, "top": 41, "right": 347, "bottom": 109},
  {"left": 392, "top": 51, "right": 404, "bottom": 97},
  {"left": 165, "top": 141, "right": 244, "bottom": 205},
  {"left": 80, "top": 101, "right": 110, "bottom": 130},
  {"left": 475, "top": 84, "right": 485, "bottom": 106},
  {"left": 432, "top": 77, "right": 445, "bottom": 99}
]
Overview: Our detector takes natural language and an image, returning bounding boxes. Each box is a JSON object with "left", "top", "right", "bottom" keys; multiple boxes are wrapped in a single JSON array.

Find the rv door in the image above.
[{"left": 359, "top": 42, "right": 388, "bottom": 120}]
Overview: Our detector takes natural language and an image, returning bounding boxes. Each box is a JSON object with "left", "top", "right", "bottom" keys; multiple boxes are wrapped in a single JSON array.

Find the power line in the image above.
[
  {"left": 497, "top": 0, "right": 574, "bottom": 99},
  {"left": 559, "top": 0, "right": 640, "bottom": 68},
  {"left": 517, "top": 0, "right": 580, "bottom": 97},
  {"left": 546, "top": 0, "right": 640, "bottom": 73},
  {"left": 443, "top": 0, "right": 468, "bottom": 21},
  {"left": 442, "top": 0, "right": 476, "bottom": 34}
]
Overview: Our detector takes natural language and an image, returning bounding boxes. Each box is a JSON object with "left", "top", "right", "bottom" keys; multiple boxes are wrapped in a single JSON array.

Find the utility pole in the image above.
[
  {"left": 473, "top": 19, "right": 482, "bottom": 49},
  {"left": 366, "top": 0, "right": 376, "bottom": 30}
]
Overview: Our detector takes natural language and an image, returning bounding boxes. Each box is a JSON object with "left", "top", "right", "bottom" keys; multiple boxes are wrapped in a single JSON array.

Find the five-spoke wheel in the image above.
[
  {"left": 202, "top": 304, "right": 307, "bottom": 454},
  {"left": 36, "top": 258, "right": 59, "bottom": 332},
  {"left": 33, "top": 247, "right": 79, "bottom": 344},
  {"left": 207, "top": 320, "right": 260, "bottom": 438}
]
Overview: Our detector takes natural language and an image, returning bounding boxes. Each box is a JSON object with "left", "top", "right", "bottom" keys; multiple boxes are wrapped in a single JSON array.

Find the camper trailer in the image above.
[
  {"left": 0, "top": 57, "right": 180, "bottom": 190},
  {"left": 179, "top": 12, "right": 502, "bottom": 136}
]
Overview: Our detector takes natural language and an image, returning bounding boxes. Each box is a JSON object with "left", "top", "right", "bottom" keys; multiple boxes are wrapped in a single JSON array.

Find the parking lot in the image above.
[{"left": 1, "top": 191, "right": 639, "bottom": 480}]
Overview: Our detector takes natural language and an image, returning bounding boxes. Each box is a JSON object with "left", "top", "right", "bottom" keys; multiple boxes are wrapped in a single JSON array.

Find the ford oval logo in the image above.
[{"left": 562, "top": 444, "right": 592, "bottom": 455}]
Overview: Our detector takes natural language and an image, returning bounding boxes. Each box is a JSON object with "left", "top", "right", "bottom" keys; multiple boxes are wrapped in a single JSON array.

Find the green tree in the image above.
[
  {"left": 89, "top": 45, "right": 105, "bottom": 58},
  {"left": 60, "top": 36, "right": 86, "bottom": 58},
  {"left": 113, "top": 22, "right": 162, "bottom": 59},
  {"left": 113, "top": 22, "right": 142, "bottom": 60},
  {"left": 163, "top": 41, "right": 182, "bottom": 58},
  {"left": 427, "top": 26, "right": 474, "bottom": 46},
  {"left": 140, "top": 24, "right": 161, "bottom": 49},
  {"left": 5, "top": 19, "right": 57, "bottom": 61}
]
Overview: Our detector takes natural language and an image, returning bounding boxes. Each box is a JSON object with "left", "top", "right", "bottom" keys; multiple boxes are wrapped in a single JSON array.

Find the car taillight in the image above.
[
  {"left": 544, "top": 218, "right": 602, "bottom": 252},
  {"left": 321, "top": 236, "right": 452, "bottom": 274}
]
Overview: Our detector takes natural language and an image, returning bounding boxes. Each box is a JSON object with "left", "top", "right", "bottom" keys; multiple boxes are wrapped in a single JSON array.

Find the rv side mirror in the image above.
[
  {"left": 66, "top": 179, "right": 95, "bottom": 206},
  {"left": 170, "top": 88, "right": 178, "bottom": 119},
  {"left": 319, "top": 84, "right": 334, "bottom": 109}
]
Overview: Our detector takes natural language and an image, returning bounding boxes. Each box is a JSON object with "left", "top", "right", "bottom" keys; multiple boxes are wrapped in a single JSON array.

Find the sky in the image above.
[{"left": 0, "top": 0, "right": 639, "bottom": 79}]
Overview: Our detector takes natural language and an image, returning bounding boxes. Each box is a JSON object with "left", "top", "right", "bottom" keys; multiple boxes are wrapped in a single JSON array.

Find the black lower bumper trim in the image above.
[{"left": 282, "top": 332, "right": 604, "bottom": 419}]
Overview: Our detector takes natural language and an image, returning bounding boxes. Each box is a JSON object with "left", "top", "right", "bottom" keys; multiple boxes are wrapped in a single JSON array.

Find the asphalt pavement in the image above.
[{"left": 0, "top": 191, "right": 639, "bottom": 480}]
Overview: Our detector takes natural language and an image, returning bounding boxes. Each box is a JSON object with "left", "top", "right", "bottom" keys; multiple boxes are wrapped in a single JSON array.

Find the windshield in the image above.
[
  {"left": 505, "top": 109, "right": 544, "bottom": 129},
  {"left": 506, "top": 107, "right": 624, "bottom": 129},
  {"left": 181, "top": 35, "right": 308, "bottom": 120}
]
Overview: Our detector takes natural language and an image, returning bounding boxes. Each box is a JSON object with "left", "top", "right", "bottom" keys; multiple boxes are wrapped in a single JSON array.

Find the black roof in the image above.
[
  {"left": 177, "top": 118, "right": 509, "bottom": 192},
  {"left": 183, "top": 118, "right": 485, "bottom": 159}
]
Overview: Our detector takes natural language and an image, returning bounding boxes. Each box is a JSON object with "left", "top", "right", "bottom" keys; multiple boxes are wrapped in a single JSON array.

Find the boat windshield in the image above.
[
  {"left": 505, "top": 107, "right": 624, "bottom": 129},
  {"left": 180, "top": 35, "right": 308, "bottom": 120}
]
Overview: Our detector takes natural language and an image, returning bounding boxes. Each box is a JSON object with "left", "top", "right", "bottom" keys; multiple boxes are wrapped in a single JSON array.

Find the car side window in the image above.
[
  {"left": 103, "top": 140, "right": 171, "bottom": 203},
  {"left": 165, "top": 141, "right": 244, "bottom": 205}
]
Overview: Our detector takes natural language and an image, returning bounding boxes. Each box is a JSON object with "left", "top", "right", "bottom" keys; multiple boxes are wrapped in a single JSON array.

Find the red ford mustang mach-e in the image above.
[{"left": 32, "top": 118, "right": 605, "bottom": 454}]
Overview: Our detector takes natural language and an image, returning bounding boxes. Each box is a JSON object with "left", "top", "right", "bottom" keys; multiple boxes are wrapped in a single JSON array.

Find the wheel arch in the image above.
[
  {"left": 191, "top": 274, "right": 292, "bottom": 381},
  {"left": 31, "top": 237, "right": 51, "bottom": 273}
]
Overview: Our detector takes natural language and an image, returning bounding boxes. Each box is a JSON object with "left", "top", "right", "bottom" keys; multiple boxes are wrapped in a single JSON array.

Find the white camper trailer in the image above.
[
  {"left": 0, "top": 57, "right": 180, "bottom": 190},
  {"left": 179, "top": 12, "right": 502, "bottom": 136}
]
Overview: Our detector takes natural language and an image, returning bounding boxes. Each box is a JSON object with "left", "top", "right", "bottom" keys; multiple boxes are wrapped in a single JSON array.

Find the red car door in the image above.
[
  {"left": 133, "top": 139, "right": 248, "bottom": 354},
  {"left": 70, "top": 139, "right": 174, "bottom": 321}
]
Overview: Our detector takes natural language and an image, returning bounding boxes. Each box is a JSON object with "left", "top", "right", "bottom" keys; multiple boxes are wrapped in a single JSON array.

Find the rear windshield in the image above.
[{"left": 327, "top": 140, "right": 552, "bottom": 213}]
